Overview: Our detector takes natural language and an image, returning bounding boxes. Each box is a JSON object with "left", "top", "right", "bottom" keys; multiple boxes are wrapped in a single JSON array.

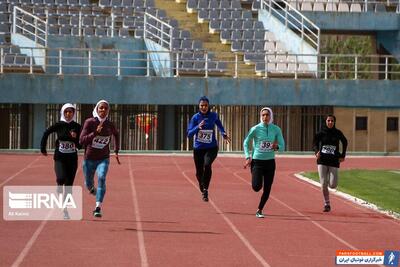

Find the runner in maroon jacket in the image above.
[{"left": 80, "top": 100, "right": 120, "bottom": 218}]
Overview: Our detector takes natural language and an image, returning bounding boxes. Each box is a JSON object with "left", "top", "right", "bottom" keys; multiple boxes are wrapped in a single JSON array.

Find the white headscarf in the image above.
[
  {"left": 92, "top": 100, "right": 109, "bottom": 123},
  {"left": 60, "top": 103, "right": 76, "bottom": 123},
  {"left": 260, "top": 107, "right": 274, "bottom": 124}
]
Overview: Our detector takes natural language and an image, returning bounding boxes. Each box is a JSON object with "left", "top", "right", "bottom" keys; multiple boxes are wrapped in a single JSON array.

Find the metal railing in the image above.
[
  {"left": 2, "top": 46, "right": 400, "bottom": 80},
  {"left": 13, "top": 6, "right": 129, "bottom": 43},
  {"left": 13, "top": 6, "right": 48, "bottom": 47},
  {"left": 288, "top": 0, "right": 400, "bottom": 12},
  {"left": 261, "top": 0, "right": 320, "bottom": 53},
  {"left": 143, "top": 12, "right": 174, "bottom": 50}
]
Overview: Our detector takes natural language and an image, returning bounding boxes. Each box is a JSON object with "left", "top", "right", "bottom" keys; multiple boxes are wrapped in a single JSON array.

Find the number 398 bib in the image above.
[
  {"left": 259, "top": 140, "right": 273, "bottom": 152},
  {"left": 92, "top": 136, "right": 110, "bottom": 149},
  {"left": 197, "top": 130, "right": 213, "bottom": 143}
]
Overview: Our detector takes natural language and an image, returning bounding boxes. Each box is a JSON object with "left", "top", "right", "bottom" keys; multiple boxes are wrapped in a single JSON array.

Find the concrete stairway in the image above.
[{"left": 154, "top": 0, "right": 256, "bottom": 77}]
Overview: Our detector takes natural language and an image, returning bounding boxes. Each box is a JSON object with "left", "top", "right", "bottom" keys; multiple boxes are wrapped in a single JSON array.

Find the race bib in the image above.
[
  {"left": 92, "top": 135, "right": 110, "bottom": 149},
  {"left": 58, "top": 141, "right": 76, "bottom": 153},
  {"left": 197, "top": 130, "right": 213, "bottom": 143},
  {"left": 259, "top": 140, "right": 274, "bottom": 152},
  {"left": 321, "top": 145, "right": 336, "bottom": 155}
]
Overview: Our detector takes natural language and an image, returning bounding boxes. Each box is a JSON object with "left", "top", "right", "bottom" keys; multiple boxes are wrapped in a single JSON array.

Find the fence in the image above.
[
  {"left": 13, "top": 6, "right": 47, "bottom": 47},
  {"left": 2, "top": 46, "right": 400, "bottom": 79},
  {"left": 2, "top": 103, "right": 334, "bottom": 151}
]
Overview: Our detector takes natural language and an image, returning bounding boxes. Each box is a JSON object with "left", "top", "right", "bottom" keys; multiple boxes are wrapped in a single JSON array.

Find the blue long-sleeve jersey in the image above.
[{"left": 187, "top": 111, "right": 226, "bottom": 149}]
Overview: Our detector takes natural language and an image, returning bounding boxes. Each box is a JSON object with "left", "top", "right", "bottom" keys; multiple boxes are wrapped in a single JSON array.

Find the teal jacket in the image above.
[{"left": 243, "top": 122, "right": 285, "bottom": 160}]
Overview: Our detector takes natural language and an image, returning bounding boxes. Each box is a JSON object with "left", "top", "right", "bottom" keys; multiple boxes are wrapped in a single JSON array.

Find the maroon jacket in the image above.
[{"left": 80, "top": 117, "right": 119, "bottom": 161}]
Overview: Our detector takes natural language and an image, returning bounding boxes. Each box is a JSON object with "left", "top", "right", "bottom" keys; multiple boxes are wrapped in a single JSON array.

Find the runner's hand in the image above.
[
  {"left": 115, "top": 153, "right": 121, "bottom": 165},
  {"left": 244, "top": 158, "right": 251, "bottom": 169},
  {"left": 70, "top": 131, "right": 77, "bottom": 138},
  {"left": 223, "top": 133, "right": 231, "bottom": 144},
  {"left": 272, "top": 141, "right": 279, "bottom": 151},
  {"left": 96, "top": 122, "right": 103, "bottom": 134},
  {"left": 198, "top": 120, "right": 205, "bottom": 130}
]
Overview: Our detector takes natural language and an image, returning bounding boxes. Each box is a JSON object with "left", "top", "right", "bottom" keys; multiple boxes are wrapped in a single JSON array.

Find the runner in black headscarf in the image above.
[{"left": 312, "top": 114, "right": 348, "bottom": 212}]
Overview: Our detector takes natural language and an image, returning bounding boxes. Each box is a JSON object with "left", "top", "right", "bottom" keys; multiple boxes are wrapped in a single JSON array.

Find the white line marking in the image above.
[
  {"left": 172, "top": 158, "right": 271, "bottom": 267},
  {"left": 293, "top": 172, "right": 400, "bottom": 223},
  {"left": 128, "top": 157, "right": 149, "bottom": 267},
  {"left": 231, "top": 170, "right": 358, "bottom": 250},
  {"left": 214, "top": 158, "right": 361, "bottom": 250},
  {"left": 11, "top": 212, "right": 52, "bottom": 267},
  {"left": 0, "top": 156, "right": 41, "bottom": 187},
  {"left": 11, "top": 161, "right": 83, "bottom": 266}
]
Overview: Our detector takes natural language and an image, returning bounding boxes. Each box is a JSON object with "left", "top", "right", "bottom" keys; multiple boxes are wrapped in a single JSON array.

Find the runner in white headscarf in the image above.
[
  {"left": 243, "top": 107, "right": 285, "bottom": 218},
  {"left": 92, "top": 99, "right": 109, "bottom": 122},
  {"left": 80, "top": 100, "right": 120, "bottom": 218},
  {"left": 40, "top": 103, "right": 81, "bottom": 219}
]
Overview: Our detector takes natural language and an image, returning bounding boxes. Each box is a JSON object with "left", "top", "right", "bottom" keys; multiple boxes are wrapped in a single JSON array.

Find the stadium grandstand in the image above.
[{"left": 0, "top": 0, "right": 399, "bottom": 152}]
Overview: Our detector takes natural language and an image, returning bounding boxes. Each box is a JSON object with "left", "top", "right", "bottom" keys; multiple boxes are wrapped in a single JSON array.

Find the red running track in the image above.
[{"left": 0, "top": 154, "right": 399, "bottom": 267}]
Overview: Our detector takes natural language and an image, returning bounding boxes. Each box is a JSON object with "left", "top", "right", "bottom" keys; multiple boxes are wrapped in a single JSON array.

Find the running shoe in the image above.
[
  {"left": 93, "top": 207, "right": 102, "bottom": 217},
  {"left": 202, "top": 189, "right": 209, "bottom": 202},
  {"left": 89, "top": 186, "right": 96, "bottom": 196},
  {"left": 63, "top": 208, "right": 70, "bottom": 220},
  {"left": 57, "top": 185, "right": 63, "bottom": 194},
  {"left": 323, "top": 205, "right": 331, "bottom": 212},
  {"left": 256, "top": 210, "right": 265, "bottom": 218},
  {"left": 198, "top": 182, "right": 204, "bottom": 193}
]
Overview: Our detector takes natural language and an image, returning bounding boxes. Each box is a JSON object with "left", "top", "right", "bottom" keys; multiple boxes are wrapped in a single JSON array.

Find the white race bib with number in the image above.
[
  {"left": 92, "top": 136, "right": 110, "bottom": 149},
  {"left": 197, "top": 130, "right": 213, "bottom": 144},
  {"left": 58, "top": 141, "right": 76, "bottom": 153},
  {"left": 259, "top": 140, "right": 273, "bottom": 152},
  {"left": 321, "top": 145, "right": 336, "bottom": 155}
]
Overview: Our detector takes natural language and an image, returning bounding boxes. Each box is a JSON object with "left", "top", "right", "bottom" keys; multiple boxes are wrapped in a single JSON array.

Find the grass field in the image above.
[{"left": 302, "top": 169, "right": 400, "bottom": 214}]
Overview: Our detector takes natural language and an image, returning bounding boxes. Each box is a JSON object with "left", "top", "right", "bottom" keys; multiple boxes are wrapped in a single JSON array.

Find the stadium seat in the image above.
[
  {"left": 338, "top": 3, "right": 349, "bottom": 12},
  {"left": 350, "top": 3, "right": 362, "bottom": 12}
]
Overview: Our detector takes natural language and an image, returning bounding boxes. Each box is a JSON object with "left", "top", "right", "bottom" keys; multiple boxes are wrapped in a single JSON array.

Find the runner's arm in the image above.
[
  {"left": 243, "top": 127, "right": 255, "bottom": 159},
  {"left": 79, "top": 120, "right": 97, "bottom": 146},
  {"left": 275, "top": 128, "right": 285, "bottom": 152},
  {"left": 187, "top": 116, "right": 199, "bottom": 138},
  {"left": 40, "top": 124, "right": 59, "bottom": 155}
]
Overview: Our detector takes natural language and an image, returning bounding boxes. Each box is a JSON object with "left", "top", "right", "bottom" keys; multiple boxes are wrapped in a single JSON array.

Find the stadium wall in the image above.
[
  {"left": 300, "top": 12, "right": 399, "bottom": 31},
  {"left": 0, "top": 75, "right": 399, "bottom": 107}
]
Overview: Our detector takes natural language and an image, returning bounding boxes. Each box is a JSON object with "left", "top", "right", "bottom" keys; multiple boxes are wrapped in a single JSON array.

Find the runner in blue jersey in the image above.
[{"left": 187, "top": 96, "right": 231, "bottom": 202}]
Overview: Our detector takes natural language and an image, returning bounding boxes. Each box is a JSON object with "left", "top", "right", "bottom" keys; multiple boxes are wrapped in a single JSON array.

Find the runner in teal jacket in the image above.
[
  {"left": 243, "top": 121, "right": 285, "bottom": 160},
  {"left": 243, "top": 107, "right": 285, "bottom": 218}
]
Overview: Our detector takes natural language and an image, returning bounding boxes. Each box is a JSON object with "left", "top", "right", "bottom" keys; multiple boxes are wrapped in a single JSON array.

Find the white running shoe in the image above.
[{"left": 256, "top": 210, "right": 265, "bottom": 218}]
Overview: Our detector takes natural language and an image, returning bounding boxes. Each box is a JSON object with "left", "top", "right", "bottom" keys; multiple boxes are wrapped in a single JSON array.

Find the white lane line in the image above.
[
  {"left": 231, "top": 170, "right": 358, "bottom": 250},
  {"left": 293, "top": 172, "right": 400, "bottom": 222},
  {"left": 128, "top": 157, "right": 149, "bottom": 267},
  {"left": 172, "top": 158, "right": 271, "bottom": 267},
  {"left": 11, "top": 212, "right": 52, "bottom": 267},
  {"left": 0, "top": 156, "right": 41, "bottom": 187},
  {"left": 215, "top": 159, "right": 359, "bottom": 249},
  {"left": 11, "top": 161, "right": 83, "bottom": 267}
]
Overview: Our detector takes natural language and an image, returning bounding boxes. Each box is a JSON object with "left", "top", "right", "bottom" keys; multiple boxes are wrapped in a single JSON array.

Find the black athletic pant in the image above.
[
  {"left": 251, "top": 159, "right": 276, "bottom": 211},
  {"left": 54, "top": 160, "right": 78, "bottom": 196},
  {"left": 193, "top": 146, "right": 218, "bottom": 192}
]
